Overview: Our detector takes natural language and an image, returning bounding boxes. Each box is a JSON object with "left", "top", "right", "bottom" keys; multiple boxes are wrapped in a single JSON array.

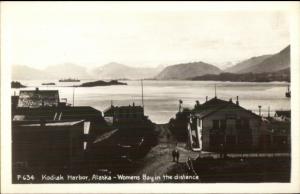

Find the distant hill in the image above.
[
  {"left": 155, "top": 61, "right": 222, "bottom": 80},
  {"left": 91, "top": 62, "right": 162, "bottom": 80},
  {"left": 225, "top": 55, "right": 272, "bottom": 73},
  {"left": 190, "top": 68, "right": 290, "bottom": 82},
  {"left": 12, "top": 65, "right": 53, "bottom": 80},
  {"left": 226, "top": 45, "right": 290, "bottom": 73}
]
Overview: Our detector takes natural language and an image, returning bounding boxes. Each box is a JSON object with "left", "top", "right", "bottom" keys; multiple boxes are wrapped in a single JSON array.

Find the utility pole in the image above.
[
  {"left": 141, "top": 79, "right": 144, "bottom": 108},
  {"left": 73, "top": 85, "right": 75, "bottom": 107},
  {"left": 214, "top": 84, "right": 217, "bottom": 98}
]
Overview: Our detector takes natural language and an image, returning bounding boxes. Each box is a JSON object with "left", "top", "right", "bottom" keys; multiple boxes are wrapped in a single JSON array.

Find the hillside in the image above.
[
  {"left": 244, "top": 45, "right": 290, "bottom": 73},
  {"left": 190, "top": 68, "right": 290, "bottom": 82},
  {"left": 225, "top": 55, "right": 272, "bottom": 73},
  {"left": 91, "top": 62, "right": 162, "bottom": 80},
  {"left": 226, "top": 45, "right": 290, "bottom": 74},
  {"left": 155, "top": 62, "right": 222, "bottom": 80}
]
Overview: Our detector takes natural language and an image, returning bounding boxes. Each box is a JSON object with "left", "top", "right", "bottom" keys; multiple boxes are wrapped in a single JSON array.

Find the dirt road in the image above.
[{"left": 131, "top": 124, "right": 199, "bottom": 181}]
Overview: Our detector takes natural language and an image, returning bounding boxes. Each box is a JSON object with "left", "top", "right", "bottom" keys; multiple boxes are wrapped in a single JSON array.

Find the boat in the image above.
[
  {"left": 285, "top": 85, "right": 291, "bottom": 98},
  {"left": 58, "top": 78, "right": 80, "bottom": 82},
  {"left": 42, "top": 82, "right": 56, "bottom": 85}
]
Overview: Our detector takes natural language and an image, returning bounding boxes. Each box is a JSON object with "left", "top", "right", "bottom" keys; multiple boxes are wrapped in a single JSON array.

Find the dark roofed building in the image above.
[
  {"left": 104, "top": 103, "right": 145, "bottom": 121},
  {"left": 13, "top": 106, "right": 104, "bottom": 121},
  {"left": 12, "top": 120, "right": 86, "bottom": 176},
  {"left": 274, "top": 110, "right": 291, "bottom": 121},
  {"left": 18, "top": 88, "right": 59, "bottom": 108},
  {"left": 188, "top": 97, "right": 263, "bottom": 152}
]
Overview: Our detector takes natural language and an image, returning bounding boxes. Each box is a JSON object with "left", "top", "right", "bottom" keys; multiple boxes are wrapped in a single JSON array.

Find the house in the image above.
[
  {"left": 98, "top": 103, "right": 157, "bottom": 162},
  {"left": 274, "top": 110, "right": 291, "bottom": 121},
  {"left": 12, "top": 89, "right": 112, "bottom": 170},
  {"left": 104, "top": 103, "right": 146, "bottom": 122},
  {"left": 17, "top": 88, "right": 60, "bottom": 108},
  {"left": 12, "top": 120, "right": 87, "bottom": 173},
  {"left": 12, "top": 105, "right": 110, "bottom": 151},
  {"left": 260, "top": 116, "right": 291, "bottom": 151},
  {"left": 187, "top": 97, "right": 262, "bottom": 152}
]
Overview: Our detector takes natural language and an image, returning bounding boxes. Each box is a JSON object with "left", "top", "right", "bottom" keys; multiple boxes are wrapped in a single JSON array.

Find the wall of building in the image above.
[
  {"left": 201, "top": 107, "right": 261, "bottom": 151},
  {"left": 12, "top": 122, "right": 85, "bottom": 171}
]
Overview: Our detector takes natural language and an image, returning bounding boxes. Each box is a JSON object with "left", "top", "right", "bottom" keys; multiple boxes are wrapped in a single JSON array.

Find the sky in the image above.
[{"left": 2, "top": 2, "right": 290, "bottom": 70}]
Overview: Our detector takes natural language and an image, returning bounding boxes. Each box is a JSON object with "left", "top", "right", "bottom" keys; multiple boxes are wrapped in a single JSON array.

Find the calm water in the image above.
[{"left": 12, "top": 80, "right": 290, "bottom": 124}]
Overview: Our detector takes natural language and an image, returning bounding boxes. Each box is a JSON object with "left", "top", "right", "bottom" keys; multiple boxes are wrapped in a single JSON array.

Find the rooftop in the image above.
[
  {"left": 18, "top": 88, "right": 59, "bottom": 108},
  {"left": 275, "top": 110, "right": 291, "bottom": 118},
  {"left": 193, "top": 97, "right": 260, "bottom": 119},
  {"left": 17, "top": 120, "right": 84, "bottom": 127}
]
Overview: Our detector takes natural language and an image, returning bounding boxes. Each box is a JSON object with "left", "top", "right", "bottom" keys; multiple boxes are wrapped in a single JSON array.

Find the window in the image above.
[
  {"left": 198, "top": 119, "right": 202, "bottom": 129},
  {"left": 220, "top": 120, "right": 226, "bottom": 129},
  {"left": 213, "top": 120, "right": 219, "bottom": 129}
]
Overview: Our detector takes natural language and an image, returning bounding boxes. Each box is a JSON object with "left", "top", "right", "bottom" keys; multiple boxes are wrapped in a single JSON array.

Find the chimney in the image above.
[
  {"left": 206, "top": 96, "right": 208, "bottom": 102},
  {"left": 258, "top": 105, "right": 262, "bottom": 116},
  {"left": 179, "top": 99, "right": 183, "bottom": 112},
  {"left": 35, "top": 87, "right": 39, "bottom": 92},
  {"left": 236, "top": 96, "right": 239, "bottom": 105},
  {"left": 195, "top": 100, "right": 200, "bottom": 108},
  {"left": 133, "top": 102, "right": 135, "bottom": 107}
]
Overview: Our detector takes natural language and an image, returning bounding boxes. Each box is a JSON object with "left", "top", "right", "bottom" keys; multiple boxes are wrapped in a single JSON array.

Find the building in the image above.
[
  {"left": 12, "top": 120, "right": 87, "bottom": 174},
  {"left": 187, "top": 97, "right": 262, "bottom": 152},
  {"left": 274, "top": 110, "right": 291, "bottom": 121},
  {"left": 260, "top": 115, "right": 291, "bottom": 151},
  {"left": 98, "top": 103, "right": 157, "bottom": 162},
  {"left": 104, "top": 103, "right": 145, "bottom": 120},
  {"left": 17, "top": 88, "right": 60, "bottom": 108},
  {"left": 12, "top": 89, "right": 112, "bottom": 175}
]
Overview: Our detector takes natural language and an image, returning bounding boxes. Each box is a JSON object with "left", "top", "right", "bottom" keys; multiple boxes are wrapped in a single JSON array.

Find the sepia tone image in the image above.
[{"left": 4, "top": 2, "right": 293, "bottom": 184}]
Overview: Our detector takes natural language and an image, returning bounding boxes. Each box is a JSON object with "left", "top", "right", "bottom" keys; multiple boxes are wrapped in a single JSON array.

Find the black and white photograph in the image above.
[{"left": 1, "top": 1, "right": 300, "bottom": 193}]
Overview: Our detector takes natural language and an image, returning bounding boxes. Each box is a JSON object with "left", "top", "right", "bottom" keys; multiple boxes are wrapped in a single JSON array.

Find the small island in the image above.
[
  {"left": 79, "top": 80, "right": 127, "bottom": 87},
  {"left": 42, "top": 82, "right": 56, "bottom": 86},
  {"left": 11, "top": 81, "right": 26, "bottom": 88}
]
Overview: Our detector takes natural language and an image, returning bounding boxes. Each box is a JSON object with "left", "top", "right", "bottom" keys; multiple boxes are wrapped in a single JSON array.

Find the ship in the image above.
[
  {"left": 285, "top": 85, "right": 291, "bottom": 98},
  {"left": 58, "top": 78, "right": 80, "bottom": 82}
]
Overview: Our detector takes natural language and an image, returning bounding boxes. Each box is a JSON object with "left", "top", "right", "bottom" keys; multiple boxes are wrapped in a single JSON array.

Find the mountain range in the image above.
[
  {"left": 225, "top": 45, "right": 290, "bottom": 74},
  {"left": 90, "top": 62, "right": 163, "bottom": 80},
  {"left": 12, "top": 45, "right": 290, "bottom": 81}
]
